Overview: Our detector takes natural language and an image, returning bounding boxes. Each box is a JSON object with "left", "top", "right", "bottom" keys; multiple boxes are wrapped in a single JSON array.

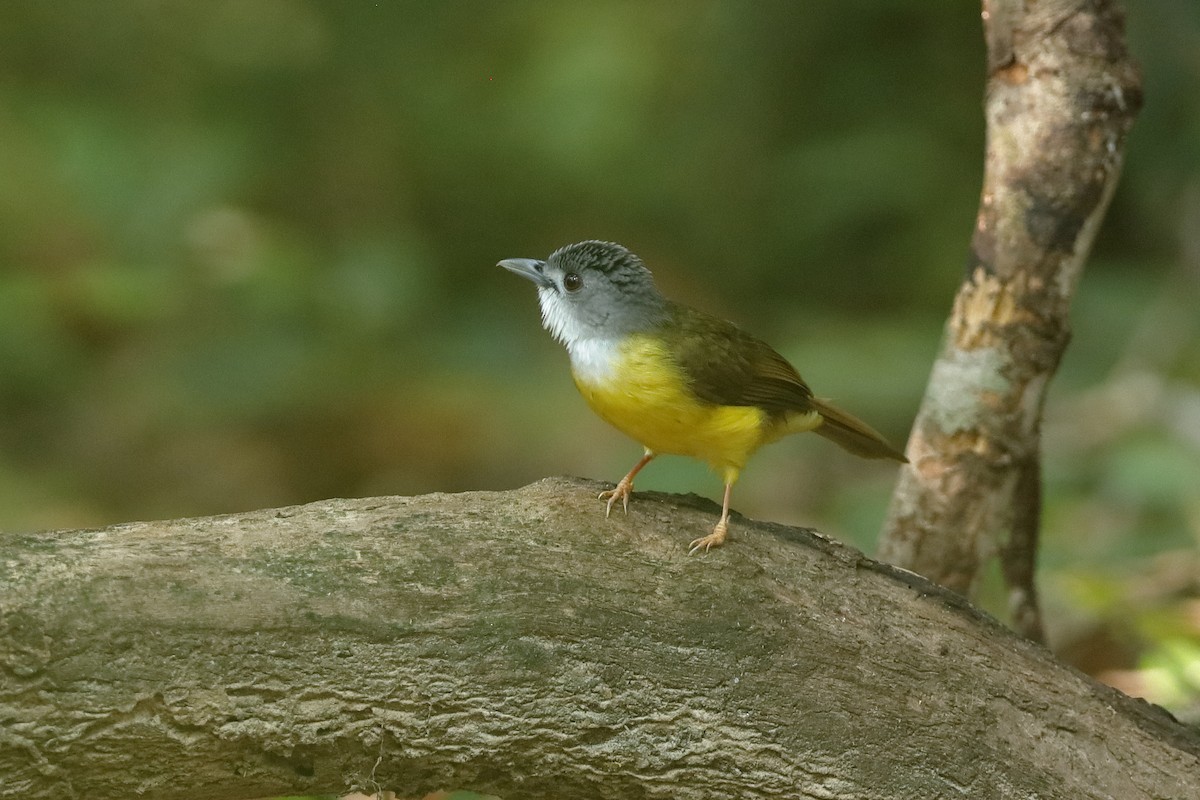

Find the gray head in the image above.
[{"left": 499, "top": 241, "right": 667, "bottom": 346}]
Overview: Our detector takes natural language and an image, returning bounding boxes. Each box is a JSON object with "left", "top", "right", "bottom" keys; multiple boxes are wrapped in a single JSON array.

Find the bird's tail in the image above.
[{"left": 810, "top": 397, "right": 908, "bottom": 462}]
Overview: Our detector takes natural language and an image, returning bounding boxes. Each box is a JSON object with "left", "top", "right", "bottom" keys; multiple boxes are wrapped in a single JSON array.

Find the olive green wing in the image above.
[{"left": 665, "top": 302, "right": 815, "bottom": 415}]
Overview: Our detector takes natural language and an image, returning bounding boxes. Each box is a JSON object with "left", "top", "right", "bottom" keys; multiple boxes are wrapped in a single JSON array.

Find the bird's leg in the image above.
[
  {"left": 599, "top": 450, "right": 655, "bottom": 516},
  {"left": 689, "top": 480, "right": 734, "bottom": 555}
]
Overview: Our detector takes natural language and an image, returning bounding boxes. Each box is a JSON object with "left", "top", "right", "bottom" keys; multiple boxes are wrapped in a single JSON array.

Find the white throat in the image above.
[
  {"left": 566, "top": 337, "right": 621, "bottom": 385},
  {"left": 537, "top": 287, "right": 586, "bottom": 348},
  {"left": 537, "top": 288, "right": 620, "bottom": 384}
]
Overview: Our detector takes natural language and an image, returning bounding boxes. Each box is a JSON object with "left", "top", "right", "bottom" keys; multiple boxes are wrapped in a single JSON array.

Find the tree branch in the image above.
[
  {"left": 2, "top": 478, "right": 1195, "bottom": 799},
  {"left": 879, "top": 0, "right": 1143, "bottom": 638}
]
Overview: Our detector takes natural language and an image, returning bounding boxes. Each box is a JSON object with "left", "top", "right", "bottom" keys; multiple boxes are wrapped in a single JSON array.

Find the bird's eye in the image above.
[{"left": 563, "top": 272, "right": 583, "bottom": 292}]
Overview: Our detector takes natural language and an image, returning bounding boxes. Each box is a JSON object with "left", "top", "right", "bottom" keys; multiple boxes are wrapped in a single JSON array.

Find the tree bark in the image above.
[
  {"left": 2, "top": 478, "right": 1196, "bottom": 800},
  {"left": 878, "top": 0, "right": 1143, "bottom": 639}
]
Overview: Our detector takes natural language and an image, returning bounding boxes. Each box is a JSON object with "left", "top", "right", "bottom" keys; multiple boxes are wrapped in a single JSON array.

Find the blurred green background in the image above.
[{"left": 1, "top": 2, "right": 1197, "bottom": 717}]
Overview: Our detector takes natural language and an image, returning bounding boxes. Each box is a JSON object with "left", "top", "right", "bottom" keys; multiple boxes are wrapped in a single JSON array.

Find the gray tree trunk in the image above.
[
  {"left": 2, "top": 478, "right": 1197, "bottom": 800},
  {"left": 878, "top": 0, "right": 1142, "bottom": 641}
]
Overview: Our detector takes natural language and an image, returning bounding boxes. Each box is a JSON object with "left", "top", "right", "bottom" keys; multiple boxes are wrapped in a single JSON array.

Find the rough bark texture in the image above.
[
  {"left": 878, "top": 0, "right": 1143, "bottom": 638},
  {"left": 2, "top": 478, "right": 1197, "bottom": 800}
]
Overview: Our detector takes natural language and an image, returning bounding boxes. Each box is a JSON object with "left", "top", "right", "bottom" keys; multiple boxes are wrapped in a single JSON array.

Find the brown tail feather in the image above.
[{"left": 810, "top": 397, "right": 908, "bottom": 462}]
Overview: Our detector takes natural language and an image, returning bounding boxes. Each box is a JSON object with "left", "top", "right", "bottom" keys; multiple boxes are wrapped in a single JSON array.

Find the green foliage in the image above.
[{"left": 0, "top": 2, "right": 1197, "bottom": 717}]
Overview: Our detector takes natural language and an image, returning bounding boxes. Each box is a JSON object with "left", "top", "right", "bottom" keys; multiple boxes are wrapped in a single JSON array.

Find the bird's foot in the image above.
[
  {"left": 599, "top": 477, "right": 635, "bottom": 517},
  {"left": 688, "top": 518, "right": 729, "bottom": 555}
]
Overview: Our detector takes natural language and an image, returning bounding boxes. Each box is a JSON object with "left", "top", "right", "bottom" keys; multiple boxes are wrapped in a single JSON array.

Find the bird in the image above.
[{"left": 499, "top": 240, "right": 907, "bottom": 554}]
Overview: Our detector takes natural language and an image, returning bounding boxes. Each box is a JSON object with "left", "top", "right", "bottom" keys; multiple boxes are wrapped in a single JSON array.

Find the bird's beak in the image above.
[{"left": 498, "top": 258, "right": 553, "bottom": 289}]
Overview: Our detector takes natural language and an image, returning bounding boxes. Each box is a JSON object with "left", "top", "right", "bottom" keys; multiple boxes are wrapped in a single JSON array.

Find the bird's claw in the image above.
[
  {"left": 688, "top": 520, "right": 729, "bottom": 556},
  {"left": 598, "top": 478, "right": 634, "bottom": 517}
]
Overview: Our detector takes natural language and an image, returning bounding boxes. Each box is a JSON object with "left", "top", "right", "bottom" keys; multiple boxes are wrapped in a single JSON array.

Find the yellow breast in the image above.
[{"left": 571, "top": 334, "right": 771, "bottom": 473}]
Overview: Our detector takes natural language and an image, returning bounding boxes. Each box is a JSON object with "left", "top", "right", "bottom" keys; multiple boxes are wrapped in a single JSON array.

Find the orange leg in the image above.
[
  {"left": 598, "top": 450, "right": 655, "bottom": 516},
  {"left": 689, "top": 480, "right": 734, "bottom": 555}
]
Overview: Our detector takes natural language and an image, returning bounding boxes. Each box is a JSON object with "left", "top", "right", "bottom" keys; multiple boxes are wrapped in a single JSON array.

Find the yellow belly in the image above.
[{"left": 572, "top": 335, "right": 785, "bottom": 474}]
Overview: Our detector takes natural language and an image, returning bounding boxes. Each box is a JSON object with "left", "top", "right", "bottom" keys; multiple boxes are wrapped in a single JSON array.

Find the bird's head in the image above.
[{"left": 499, "top": 240, "right": 667, "bottom": 347}]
